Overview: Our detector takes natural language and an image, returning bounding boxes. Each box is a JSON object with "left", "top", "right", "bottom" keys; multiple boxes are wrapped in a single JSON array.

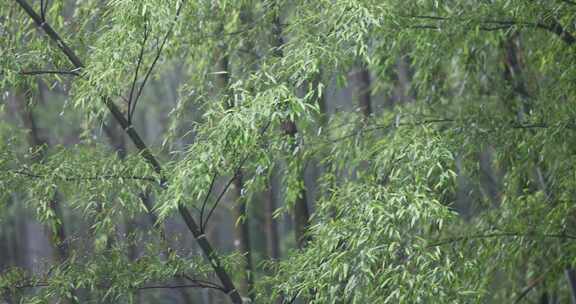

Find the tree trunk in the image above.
[
  {"left": 348, "top": 65, "right": 372, "bottom": 118},
  {"left": 272, "top": 11, "right": 312, "bottom": 250},
  {"left": 566, "top": 269, "right": 576, "bottom": 304},
  {"left": 12, "top": 84, "right": 75, "bottom": 301},
  {"left": 391, "top": 56, "right": 414, "bottom": 105},
  {"left": 264, "top": 175, "right": 280, "bottom": 260},
  {"left": 13, "top": 87, "right": 68, "bottom": 260},
  {"left": 214, "top": 17, "right": 254, "bottom": 299},
  {"left": 281, "top": 120, "right": 311, "bottom": 249},
  {"left": 231, "top": 172, "right": 254, "bottom": 298},
  {"left": 502, "top": 33, "right": 563, "bottom": 303}
]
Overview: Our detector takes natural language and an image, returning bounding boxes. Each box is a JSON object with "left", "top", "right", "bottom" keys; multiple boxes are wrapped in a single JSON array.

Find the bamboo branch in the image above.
[
  {"left": 323, "top": 118, "right": 576, "bottom": 144},
  {"left": 138, "top": 283, "right": 224, "bottom": 292},
  {"left": 410, "top": 24, "right": 514, "bottom": 31},
  {"left": 199, "top": 170, "right": 218, "bottom": 233},
  {"left": 513, "top": 273, "right": 547, "bottom": 304},
  {"left": 12, "top": 281, "right": 226, "bottom": 292},
  {"left": 127, "top": 15, "right": 149, "bottom": 123},
  {"left": 15, "top": 0, "right": 83, "bottom": 68},
  {"left": 129, "top": 1, "right": 185, "bottom": 122},
  {"left": 404, "top": 15, "right": 576, "bottom": 45},
  {"left": 537, "top": 18, "right": 576, "bottom": 45},
  {"left": 201, "top": 118, "right": 273, "bottom": 233},
  {"left": 428, "top": 231, "right": 576, "bottom": 247},
  {"left": 13, "top": 1, "right": 243, "bottom": 302},
  {"left": 40, "top": 0, "right": 48, "bottom": 22},
  {"left": 20, "top": 69, "right": 80, "bottom": 76},
  {"left": 12, "top": 169, "right": 160, "bottom": 184}
]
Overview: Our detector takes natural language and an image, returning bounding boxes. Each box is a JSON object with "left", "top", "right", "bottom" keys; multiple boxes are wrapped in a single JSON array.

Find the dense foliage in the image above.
[{"left": 2, "top": 0, "right": 576, "bottom": 303}]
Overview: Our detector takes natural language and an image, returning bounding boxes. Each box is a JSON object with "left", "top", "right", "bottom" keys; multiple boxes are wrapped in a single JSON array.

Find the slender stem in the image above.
[
  {"left": 202, "top": 119, "right": 272, "bottom": 232},
  {"left": 513, "top": 272, "right": 547, "bottom": 304},
  {"left": 202, "top": 172, "right": 237, "bottom": 232},
  {"left": 404, "top": 15, "right": 575, "bottom": 45},
  {"left": 271, "top": 11, "right": 312, "bottom": 249},
  {"left": 138, "top": 283, "right": 224, "bottom": 292},
  {"left": 14, "top": 0, "right": 84, "bottom": 68},
  {"left": 14, "top": 281, "right": 227, "bottom": 292},
  {"left": 537, "top": 18, "right": 576, "bottom": 45},
  {"left": 199, "top": 171, "right": 218, "bottom": 233},
  {"left": 429, "top": 232, "right": 576, "bottom": 247},
  {"left": 130, "top": 1, "right": 185, "bottom": 121},
  {"left": 12, "top": 169, "right": 160, "bottom": 184},
  {"left": 127, "top": 15, "right": 149, "bottom": 123},
  {"left": 324, "top": 118, "right": 574, "bottom": 144},
  {"left": 20, "top": 70, "right": 80, "bottom": 76}
]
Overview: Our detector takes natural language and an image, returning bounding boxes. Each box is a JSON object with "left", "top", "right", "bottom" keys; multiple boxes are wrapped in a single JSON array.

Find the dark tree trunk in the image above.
[
  {"left": 264, "top": 176, "right": 280, "bottom": 260},
  {"left": 293, "top": 189, "right": 311, "bottom": 249},
  {"left": 566, "top": 269, "right": 576, "bottom": 304},
  {"left": 13, "top": 87, "right": 68, "bottom": 261},
  {"left": 231, "top": 172, "right": 254, "bottom": 297},
  {"left": 214, "top": 17, "right": 254, "bottom": 299},
  {"left": 348, "top": 65, "right": 372, "bottom": 118},
  {"left": 503, "top": 33, "right": 531, "bottom": 120},
  {"left": 502, "top": 33, "right": 564, "bottom": 303},
  {"left": 395, "top": 57, "right": 412, "bottom": 104},
  {"left": 281, "top": 120, "right": 311, "bottom": 249},
  {"left": 12, "top": 83, "right": 74, "bottom": 302},
  {"left": 272, "top": 11, "right": 312, "bottom": 250}
]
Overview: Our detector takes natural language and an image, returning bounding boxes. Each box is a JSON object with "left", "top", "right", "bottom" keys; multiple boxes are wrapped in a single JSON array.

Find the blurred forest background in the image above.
[{"left": 2, "top": 0, "right": 576, "bottom": 303}]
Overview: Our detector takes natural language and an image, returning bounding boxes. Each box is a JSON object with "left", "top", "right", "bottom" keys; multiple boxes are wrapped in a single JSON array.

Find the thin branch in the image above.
[
  {"left": 179, "top": 274, "right": 224, "bottom": 290},
  {"left": 12, "top": 281, "right": 226, "bottom": 293},
  {"left": 129, "top": 0, "right": 185, "bottom": 122},
  {"left": 202, "top": 118, "right": 273, "bottom": 232},
  {"left": 410, "top": 25, "right": 443, "bottom": 30},
  {"left": 20, "top": 69, "right": 80, "bottom": 76},
  {"left": 411, "top": 24, "right": 514, "bottom": 32},
  {"left": 284, "top": 294, "right": 298, "bottom": 304},
  {"left": 202, "top": 171, "right": 239, "bottom": 233},
  {"left": 40, "top": 0, "right": 44, "bottom": 21},
  {"left": 406, "top": 15, "right": 448, "bottom": 21},
  {"left": 404, "top": 15, "right": 529, "bottom": 27},
  {"left": 40, "top": 0, "right": 48, "bottom": 22},
  {"left": 429, "top": 231, "right": 576, "bottom": 247},
  {"left": 323, "top": 118, "right": 576, "bottom": 144},
  {"left": 536, "top": 18, "right": 576, "bottom": 45},
  {"left": 199, "top": 170, "right": 218, "bottom": 233},
  {"left": 12, "top": 169, "right": 160, "bottom": 184},
  {"left": 404, "top": 15, "right": 575, "bottom": 45},
  {"left": 138, "top": 283, "right": 225, "bottom": 292},
  {"left": 325, "top": 119, "right": 455, "bottom": 143},
  {"left": 14, "top": 0, "right": 84, "bottom": 68},
  {"left": 513, "top": 273, "right": 547, "bottom": 304},
  {"left": 127, "top": 15, "right": 150, "bottom": 123}
]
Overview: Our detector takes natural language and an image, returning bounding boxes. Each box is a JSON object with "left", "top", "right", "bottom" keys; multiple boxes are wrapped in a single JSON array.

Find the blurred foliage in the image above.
[{"left": 1, "top": 0, "right": 576, "bottom": 303}]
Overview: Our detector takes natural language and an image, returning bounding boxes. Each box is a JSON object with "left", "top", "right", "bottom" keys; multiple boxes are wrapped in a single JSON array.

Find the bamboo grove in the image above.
[{"left": 1, "top": 0, "right": 576, "bottom": 303}]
